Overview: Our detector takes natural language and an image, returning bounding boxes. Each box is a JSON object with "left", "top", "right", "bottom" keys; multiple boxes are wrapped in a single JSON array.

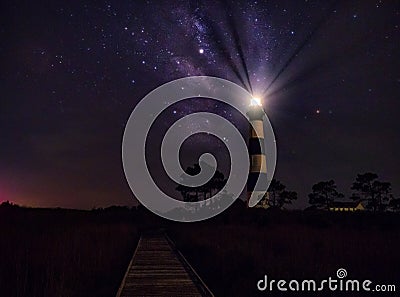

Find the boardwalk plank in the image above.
[{"left": 116, "top": 233, "right": 213, "bottom": 297}]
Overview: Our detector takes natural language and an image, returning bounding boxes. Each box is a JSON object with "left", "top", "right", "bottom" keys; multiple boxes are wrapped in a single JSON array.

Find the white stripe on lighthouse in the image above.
[
  {"left": 250, "top": 154, "right": 267, "bottom": 173},
  {"left": 250, "top": 120, "right": 264, "bottom": 138}
]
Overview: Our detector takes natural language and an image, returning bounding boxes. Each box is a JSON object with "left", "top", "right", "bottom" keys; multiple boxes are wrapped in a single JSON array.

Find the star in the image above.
[{"left": 1, "top": 0, "right": 398, "bottom": 211}]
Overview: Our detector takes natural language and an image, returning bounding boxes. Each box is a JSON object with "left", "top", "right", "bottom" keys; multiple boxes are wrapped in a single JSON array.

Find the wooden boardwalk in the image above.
[{"left": 116, "top": 232, "right": 214, "bottom": 297}]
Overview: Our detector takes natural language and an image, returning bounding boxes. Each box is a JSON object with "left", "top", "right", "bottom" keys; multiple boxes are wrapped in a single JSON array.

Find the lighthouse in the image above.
[{"left": 247, "top": 97, "right": 269, "bottom": 208}]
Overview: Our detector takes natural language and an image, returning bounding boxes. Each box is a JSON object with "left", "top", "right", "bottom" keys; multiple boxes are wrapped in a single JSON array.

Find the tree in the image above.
[
  {"left": 308, "top": 180, "right": 344, "bottom": 209},
  {"left": 260, "top": 179, "right": 297, "bottom": 209},
  {"left": 0, "top": 201, "right": 19, "bottom": 209},
  {"left": 279, "top": 190, "right": 298, "bottom": 208},
  {"left": 208, "top": 170, "right": 226, "bottom": 198},
  {"left": 176, "top": 162, "right": 226, "bottom": 202},
  {"left": 389, "top": 198, "right": 400, "bottom": 212},
  {"left": 268, "top": 179, "right": 286, "bottom": 207},
  {"left": 351, "top": 172, "right": 392, "bottom": 212}
]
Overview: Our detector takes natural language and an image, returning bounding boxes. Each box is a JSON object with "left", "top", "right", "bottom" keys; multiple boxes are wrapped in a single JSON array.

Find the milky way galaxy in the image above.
[{"left": 0, "top": 0, "right": 398, "bottom": 208}]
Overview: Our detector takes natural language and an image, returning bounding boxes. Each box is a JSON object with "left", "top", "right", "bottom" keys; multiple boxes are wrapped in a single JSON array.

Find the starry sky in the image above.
[{"left": 0, "top": 0, "right": 399, "bottom": 209}]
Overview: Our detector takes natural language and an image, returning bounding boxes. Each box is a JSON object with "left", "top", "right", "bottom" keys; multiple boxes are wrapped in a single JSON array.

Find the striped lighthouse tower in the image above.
[{"left": 247, "top": 97, "right": 269, "bottom": 208}]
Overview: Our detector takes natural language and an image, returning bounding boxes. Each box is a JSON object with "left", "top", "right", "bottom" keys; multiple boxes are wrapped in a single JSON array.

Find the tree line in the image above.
[
  {"left": 264, "top": 172, "right": 398, "bottom": 211},
  {"left": 307, "top": 172, "right": 396, "bottom": 212},
  {"left": 176, "top": 163, "right": 399, "bottom": 212}
]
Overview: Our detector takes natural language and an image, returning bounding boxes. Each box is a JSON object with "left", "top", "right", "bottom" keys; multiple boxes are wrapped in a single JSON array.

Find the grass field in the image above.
[
  {"left": 0, "top": 206, "right": 139, "bottom": 297},
  {"left": 1, "top": 203, "right": 399, "bottom": 296},
  {"left": 170, "top": 208, "right": 400, "bottom": 296}
]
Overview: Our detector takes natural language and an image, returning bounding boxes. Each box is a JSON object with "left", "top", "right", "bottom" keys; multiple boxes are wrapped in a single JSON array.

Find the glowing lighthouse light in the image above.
[{"left": 250, "top": 96, "right": 262, "bottom": 106}]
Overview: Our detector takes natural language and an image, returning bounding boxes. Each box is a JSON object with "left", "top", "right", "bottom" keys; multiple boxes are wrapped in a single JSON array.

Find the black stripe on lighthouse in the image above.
[
  {"left": 249, "top": 138, "right": 265, "bottom": 155},
  {"left": 247, "top": 104, "right": 268, "bottom": 207}
]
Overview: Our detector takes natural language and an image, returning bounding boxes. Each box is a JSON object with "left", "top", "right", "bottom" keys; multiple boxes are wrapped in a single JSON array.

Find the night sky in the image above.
[{"left": 0, "top": 0, "right": 399, "bottom": 209}]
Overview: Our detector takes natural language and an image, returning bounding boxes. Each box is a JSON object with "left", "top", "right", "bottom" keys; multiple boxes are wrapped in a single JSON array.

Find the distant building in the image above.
[{"left": 328, "top": 201, "right": 365, "bottom": 212}]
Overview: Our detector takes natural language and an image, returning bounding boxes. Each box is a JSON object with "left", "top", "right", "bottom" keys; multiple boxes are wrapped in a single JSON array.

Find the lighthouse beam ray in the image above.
[
  {"left": 262, "top": 0, "right": 340, "bottom": 97},
  {"left": 203, "top": 13, "right": 250, "bottom": 92},
  {"left": 223, "top": 0, "right": 253, "bottom": 94}
]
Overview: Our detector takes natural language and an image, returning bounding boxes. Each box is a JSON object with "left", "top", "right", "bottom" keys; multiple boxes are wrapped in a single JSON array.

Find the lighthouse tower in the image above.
[{"left": 247, "top": 97, "right": 268, "bottom": 208}]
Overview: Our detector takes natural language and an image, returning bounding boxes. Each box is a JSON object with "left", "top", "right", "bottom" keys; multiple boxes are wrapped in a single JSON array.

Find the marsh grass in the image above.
[{"left": 0, "top": 207, "right": 139, "bottom": 297}]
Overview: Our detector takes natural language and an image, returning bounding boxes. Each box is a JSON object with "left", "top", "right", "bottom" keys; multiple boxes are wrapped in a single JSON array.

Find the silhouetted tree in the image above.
[
  {"left": 268, "top": 179, "right": 286, "bottom": 207},
  {"left": 260, "top": 179, "right": 297, "bottom": 209},
  {"left": 206, "top": 170, "right": 226, "bottom": 199},
  {"left": 351, "top": 172, "right": 392, "bottom": 212},
  {"left": 308, "top": 180, "right": 344, "bottom": 209},
  {"left": 0, "top": 200, "right": 19, "bottom": 209},
  {"left": 388, "top": 198, "right": 400, "bottom": 212},
  {"left": 279, "top": 190, "right": 298, "bottom": 208},
  {"left": 176, "top": 163, "right": 226, "bottom": 202}
]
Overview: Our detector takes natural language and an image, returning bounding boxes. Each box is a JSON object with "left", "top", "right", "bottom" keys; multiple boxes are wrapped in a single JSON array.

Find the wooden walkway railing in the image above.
[{"left": 116, "top": 232, "right": 214, "bottom": 297}]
